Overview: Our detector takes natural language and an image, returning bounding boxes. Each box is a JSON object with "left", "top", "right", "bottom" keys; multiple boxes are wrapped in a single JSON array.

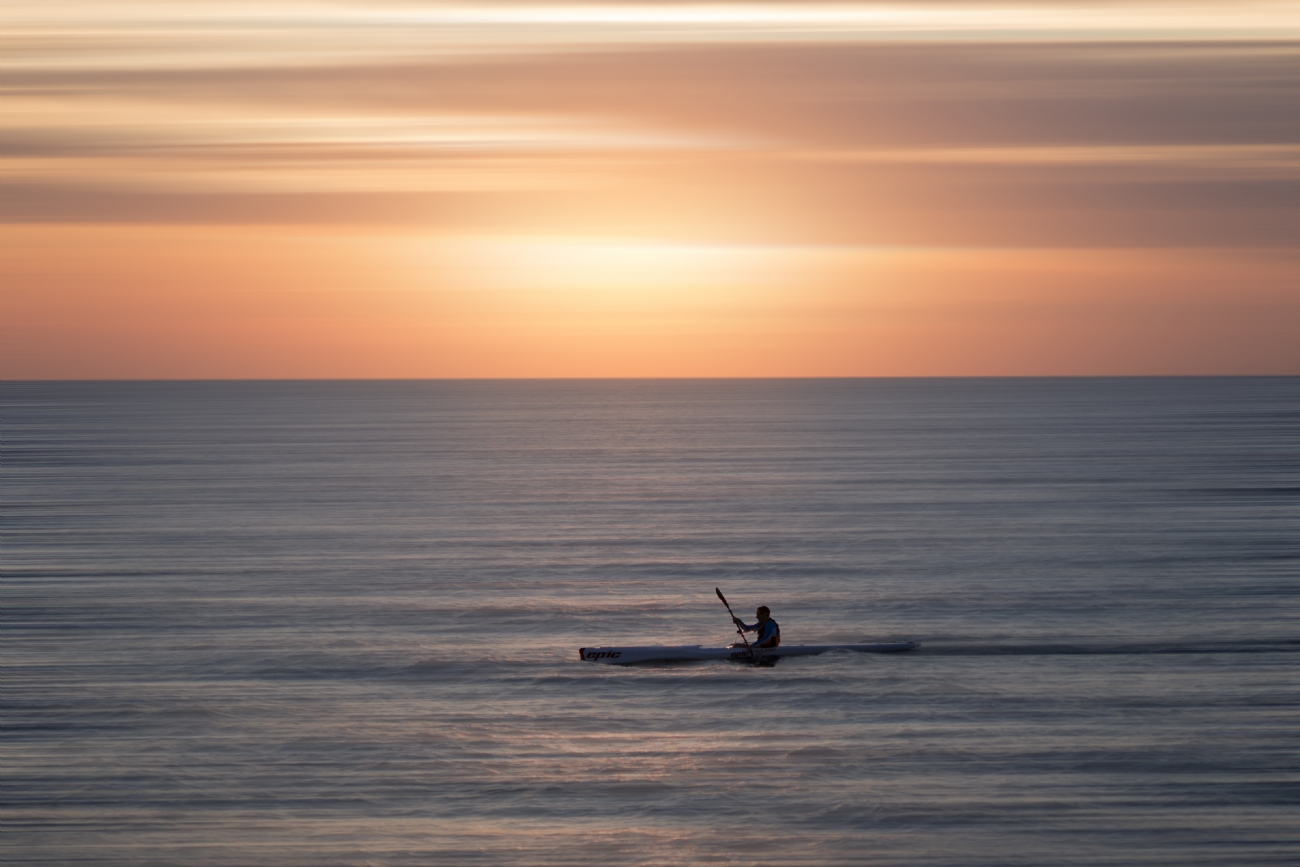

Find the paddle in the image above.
[{"left": 716, "top": 587, "right": 760, "bottom": 665}]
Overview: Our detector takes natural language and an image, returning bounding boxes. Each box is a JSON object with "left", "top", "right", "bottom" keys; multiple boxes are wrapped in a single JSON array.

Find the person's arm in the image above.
[{"left": 733, "top": 617, "right": 757, "bottom": 633}]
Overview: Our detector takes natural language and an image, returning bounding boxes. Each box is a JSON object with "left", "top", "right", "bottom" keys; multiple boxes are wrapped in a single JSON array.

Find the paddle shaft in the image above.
[{"left": 715, "top": 587, "right": 760, "bottom": 664}]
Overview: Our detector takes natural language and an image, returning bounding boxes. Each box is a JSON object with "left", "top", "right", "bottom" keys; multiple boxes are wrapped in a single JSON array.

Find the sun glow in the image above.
[{"left": 429, "top": 236, "right": 782, "bottom": 298}]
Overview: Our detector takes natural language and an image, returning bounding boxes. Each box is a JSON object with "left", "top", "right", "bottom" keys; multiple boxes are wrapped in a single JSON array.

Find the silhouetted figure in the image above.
[{"left": 733, "top": 605, "right": 780, "bottom": 648}]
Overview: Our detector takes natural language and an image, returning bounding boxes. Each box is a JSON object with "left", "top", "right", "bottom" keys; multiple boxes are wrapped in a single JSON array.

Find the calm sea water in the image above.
[{"left": 4, "top": 379, "right": 1298, "bottom": 866}]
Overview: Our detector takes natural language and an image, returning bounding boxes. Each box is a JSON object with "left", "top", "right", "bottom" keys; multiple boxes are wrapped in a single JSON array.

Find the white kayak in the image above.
[{"left": 579, "top": 641, "right": 920, "bottom": 665}]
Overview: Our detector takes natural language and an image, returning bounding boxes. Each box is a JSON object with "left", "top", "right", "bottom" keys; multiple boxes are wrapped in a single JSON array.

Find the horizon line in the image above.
[{"left": 6, "top": 374, "right": 1296, "bottom": 384}]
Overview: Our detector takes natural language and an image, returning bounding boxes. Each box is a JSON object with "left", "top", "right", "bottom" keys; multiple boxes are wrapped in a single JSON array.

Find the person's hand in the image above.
[{"left": 732, "top": 616, "right": 743, "bottom": 626}]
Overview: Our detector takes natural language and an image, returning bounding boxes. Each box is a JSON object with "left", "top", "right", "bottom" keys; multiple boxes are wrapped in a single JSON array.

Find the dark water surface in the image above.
[{"left": 4, "top": 379, "right": 1298, "bottom": 866}]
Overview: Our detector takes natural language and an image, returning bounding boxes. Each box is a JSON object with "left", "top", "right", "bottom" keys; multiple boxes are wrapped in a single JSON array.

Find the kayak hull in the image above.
[{"left": 579, "top": 641, "right": 920, "bottom": 665}]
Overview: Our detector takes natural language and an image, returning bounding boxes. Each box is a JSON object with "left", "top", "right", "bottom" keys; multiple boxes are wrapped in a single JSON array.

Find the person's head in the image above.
[{"left": 756, "top": 606, "right": 770, "bottom": 622}]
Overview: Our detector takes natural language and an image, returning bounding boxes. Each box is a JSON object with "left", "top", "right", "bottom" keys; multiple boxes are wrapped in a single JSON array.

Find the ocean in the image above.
[{"left": 4, "top": 378, "right": 1298, "bottom": 866}]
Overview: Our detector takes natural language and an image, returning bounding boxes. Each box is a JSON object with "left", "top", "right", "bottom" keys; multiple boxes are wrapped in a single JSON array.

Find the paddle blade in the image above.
[{"left": 715, "top": 587, "right": 727, "bottom": 605}]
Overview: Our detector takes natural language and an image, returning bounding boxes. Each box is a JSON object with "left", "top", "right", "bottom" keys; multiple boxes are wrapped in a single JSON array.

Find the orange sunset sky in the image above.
[{"left": 3, "top": 1, "right": 1298, "bottom": 378}]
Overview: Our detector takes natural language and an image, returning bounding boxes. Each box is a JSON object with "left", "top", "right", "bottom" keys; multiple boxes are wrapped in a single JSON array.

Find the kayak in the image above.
[{"left": 579, "top": 641, "right": 920, "bottom": 665}]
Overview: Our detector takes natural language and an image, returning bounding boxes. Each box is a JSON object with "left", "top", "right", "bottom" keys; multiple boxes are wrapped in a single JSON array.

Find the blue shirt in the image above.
[{"left": 739, "top": 618, "right": 780, "bottom": 648}]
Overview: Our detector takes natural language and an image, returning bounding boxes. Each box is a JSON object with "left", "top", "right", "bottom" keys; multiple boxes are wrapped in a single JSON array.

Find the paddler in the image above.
[{"left": 733, "top": 606, "right": 780, "bottom": 648}]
